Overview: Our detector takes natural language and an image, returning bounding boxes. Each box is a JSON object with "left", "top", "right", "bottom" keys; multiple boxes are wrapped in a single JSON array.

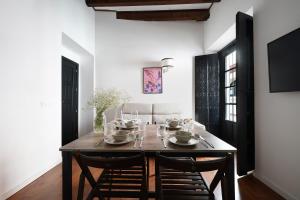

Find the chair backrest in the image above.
[
  {"left": 75, "top": 152, "right": 145, "bottom": 169},
  {"left": 156, "top": 154, "right": 228, "bottom": 192},
  {"left": 74, "top": 152, "right": 145, "bottom": 188}
]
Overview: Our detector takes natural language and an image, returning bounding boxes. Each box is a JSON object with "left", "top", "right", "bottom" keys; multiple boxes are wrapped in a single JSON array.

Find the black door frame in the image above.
[
  {"left": 218, "top": 41, "right": 237, "bottom": 146},
  {"left": 61, "top": 56, "right": 79, "bottom": 146}
]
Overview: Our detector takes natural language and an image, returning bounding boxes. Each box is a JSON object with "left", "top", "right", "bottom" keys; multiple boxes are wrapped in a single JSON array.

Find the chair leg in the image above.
[
  {"left": 221, "top": 177, "right": 228, "bottom": 200},
  {"left": 77, "top": 172, "right": 85, "bottom": 200},
  {"left": 87, "top": 190, "right": 94, "bottom": 200},
  {"left": 87, "top": 189, "right": 100, "bottom": 200},
  {"left": 108, "top": 169, "right": 113, "bottom": 200}
]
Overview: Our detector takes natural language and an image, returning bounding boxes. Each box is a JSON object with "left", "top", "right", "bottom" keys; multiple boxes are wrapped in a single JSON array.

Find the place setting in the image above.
[
  {"left": 158, "top": 118, "right": 214, "bottom": 148},
  {"left": 102, "top": 111, "right": 146, "bottom": 148}
]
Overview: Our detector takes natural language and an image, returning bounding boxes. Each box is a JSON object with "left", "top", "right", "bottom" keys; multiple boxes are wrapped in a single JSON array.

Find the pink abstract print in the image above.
[{"left": 143, "top": 67, "right": 162, "bottom": 94}]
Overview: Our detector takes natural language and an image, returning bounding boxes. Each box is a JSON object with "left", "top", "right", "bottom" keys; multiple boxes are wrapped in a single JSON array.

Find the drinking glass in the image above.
[
  {"left": 122, "top": 111, "right": 133, "bottom": 122},
  {"left": 157, "top": 125, "right": 166, "bottom": 137},
  {"left": 187, "top": 121, "right": 194, "bottom": 132},
  {"left": 114, "top": 107, "right": 122, "bottom": 120},
  {"left": 138, "top": 122, "right": 146, "bottom": 132},
  {"left": 120, "top": 109, "right": 125, "bottom": 121},
  {"left": 135, "top": 110, "right": 140, "bottom": 123},
  {"left": 104, "top": 123, "right": 115, "bottom": 140},
  {"left": 161, "top": 127, "right": 169, "bottom": 148}
]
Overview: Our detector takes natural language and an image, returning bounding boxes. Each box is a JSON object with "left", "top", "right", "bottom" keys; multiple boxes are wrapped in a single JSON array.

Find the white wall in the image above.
[
  {"left": 62, "top": 0, "right": 95, "bottom": 54},
  {"left": 95, "top": 12, "right": 204, "bottom": 118},
  {"left": 204, "top": 0, "right": 253, "bottom": 51},
  {"left": 204, "top": 0, "right": 300, "bottom": 199},
  {"left": 0, "top": 0, "right": 94, "bottom": 199}
]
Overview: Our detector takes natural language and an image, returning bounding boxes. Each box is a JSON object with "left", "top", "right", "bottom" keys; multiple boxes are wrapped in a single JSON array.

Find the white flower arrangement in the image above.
[{"left": 88, "top": 88, "right": 130, "bottom": 131}]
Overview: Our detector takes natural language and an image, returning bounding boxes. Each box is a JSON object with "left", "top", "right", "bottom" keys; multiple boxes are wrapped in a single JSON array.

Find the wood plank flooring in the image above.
[{"left": 8, "top": 159, "right": 285, "bottom": 200}]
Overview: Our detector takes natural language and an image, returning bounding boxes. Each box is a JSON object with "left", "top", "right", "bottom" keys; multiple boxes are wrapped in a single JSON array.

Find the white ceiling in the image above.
[{"left": 95, "top": 3, "right": 211, "bottom": 11}]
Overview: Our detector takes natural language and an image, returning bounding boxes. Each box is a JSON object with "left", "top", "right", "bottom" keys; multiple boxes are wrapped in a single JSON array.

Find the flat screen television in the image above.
[{"left": 268, "top": 28, "right": 300, "bottom": 93}]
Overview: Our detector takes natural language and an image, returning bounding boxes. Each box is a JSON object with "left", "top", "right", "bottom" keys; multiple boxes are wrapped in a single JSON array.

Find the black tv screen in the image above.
[{"left": 268, "top": 28, "right": 300, "bottom": 93}]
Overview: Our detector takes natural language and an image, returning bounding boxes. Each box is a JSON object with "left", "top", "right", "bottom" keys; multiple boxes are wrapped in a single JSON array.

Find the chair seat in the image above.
[
  {"left": 159, "top": 167, "right": 211, "bottom": 200},
  {"left": 95, "top": 166, "right": 145, "bottom": 198}
]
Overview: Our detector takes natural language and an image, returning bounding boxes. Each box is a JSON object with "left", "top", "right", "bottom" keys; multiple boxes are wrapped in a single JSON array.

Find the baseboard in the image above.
[
  {"left": 253, "top": 172, "right": 298, "bottom": 200},
  {"left": 0, "top": 159, "right": 62, "bottom": 200}
]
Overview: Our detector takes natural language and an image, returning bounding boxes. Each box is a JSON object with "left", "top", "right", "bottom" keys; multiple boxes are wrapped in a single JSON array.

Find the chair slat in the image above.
[
  {"left": 162, "top": 184, "right": 207, "bottom": 190},
  {"left": 163, "top": 189, "right": 209, "bottom": 195},
  {"left": 164, "top": 195, "right": 210, "bottom": 200},
  {"left": 103, "top": 174, "right": 143, "bottom": 179},
  {"left": 162, "top": 180, "right": 204, "bottom": 185},
  {"left": 100, "top": 179, "right": 143, "bottom": 184},
  {"left": 99, "top": 191, "right": 144, "bottom": 198},
  {"left": 161, "top": 175, "right": 203, "bottom": 180},
  {"left": 100, "top": 184, "right": 142, "bottom": 190}
]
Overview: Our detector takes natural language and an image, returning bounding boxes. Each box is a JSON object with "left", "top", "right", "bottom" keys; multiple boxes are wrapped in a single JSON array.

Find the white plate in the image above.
[
  {"left": 104, "top": 134, "right": 135, "bottom": 145},
  {"left": 168, "top": 136, "right": 199, "bottom": 146}
]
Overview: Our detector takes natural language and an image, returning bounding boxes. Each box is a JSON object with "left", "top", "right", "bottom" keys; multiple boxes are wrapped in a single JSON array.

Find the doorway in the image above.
[
  {"left": 62, "top": 56, "right": 78, "bottom": 146},
  {"left": 219, "top": 41, "right": 237, "bottom": 146}
]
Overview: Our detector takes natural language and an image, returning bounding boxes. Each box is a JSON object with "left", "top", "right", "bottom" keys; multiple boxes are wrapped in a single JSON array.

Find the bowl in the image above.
[
  {"left": 175, "top": 131, "right": 192, "bottom": 143},
  {"left": 112, "top": 130, "right": 128, "bottom": 141},
  {"left": 125, "top": 121, "right": 135, "bottom": 128},
  {"left": 169, "top": 120, "right": 179, "bottom": 128}
]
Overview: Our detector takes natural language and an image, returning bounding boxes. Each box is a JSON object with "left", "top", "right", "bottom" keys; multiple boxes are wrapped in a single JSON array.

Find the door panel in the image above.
[
  {"left": 195, "top": 54, "right": 220, "bottom": 137},
  {"left": 62, "top": 57, "right": 78, "bottom": 146},
  {"left": 236, "top": 12, "right": 255, "bottom": 176}
]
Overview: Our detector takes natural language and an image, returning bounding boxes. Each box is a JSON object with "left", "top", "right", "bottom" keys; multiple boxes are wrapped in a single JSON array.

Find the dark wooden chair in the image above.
[
  {"left": 155, "top": 154, "right": 228, "bottom": 200},
  {"left": 74, "top": 152, "right": 147, "bottom": 200}
]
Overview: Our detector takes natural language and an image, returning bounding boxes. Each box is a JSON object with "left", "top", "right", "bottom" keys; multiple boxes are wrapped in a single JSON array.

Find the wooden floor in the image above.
[{"left": 8, "top": 159, "right": 285, "bottom": 200}]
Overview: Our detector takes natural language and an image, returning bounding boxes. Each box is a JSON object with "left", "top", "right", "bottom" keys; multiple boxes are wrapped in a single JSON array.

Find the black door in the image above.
[
  {"left": 236, "top": 12, "right": 255, "bottom": 176},
  {"left": 195, "top": 54, "right": 220, "bottom": 137},
  {"left": 62, "top": 56, "right": 78, "bottom": 146}
]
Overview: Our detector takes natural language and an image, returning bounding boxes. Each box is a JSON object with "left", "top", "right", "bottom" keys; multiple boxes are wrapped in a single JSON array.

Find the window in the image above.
[{"left": 224, "top": 51, "right": 236, "bottom": 122}]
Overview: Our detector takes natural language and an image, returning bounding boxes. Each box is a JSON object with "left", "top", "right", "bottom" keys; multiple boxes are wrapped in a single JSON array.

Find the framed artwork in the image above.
[{"left": 143, "top": 67, "right": 162, "bottom": 94}]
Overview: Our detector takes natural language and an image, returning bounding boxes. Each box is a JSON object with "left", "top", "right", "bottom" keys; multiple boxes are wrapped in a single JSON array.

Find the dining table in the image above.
[{"left": 60, "top": 124, "right": 237, "bottom": 200}]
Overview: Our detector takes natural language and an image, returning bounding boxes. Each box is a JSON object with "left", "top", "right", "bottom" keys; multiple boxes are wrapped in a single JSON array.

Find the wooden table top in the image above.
[{"left": 60, "top": 125, "right": 236, "bottom": 153}]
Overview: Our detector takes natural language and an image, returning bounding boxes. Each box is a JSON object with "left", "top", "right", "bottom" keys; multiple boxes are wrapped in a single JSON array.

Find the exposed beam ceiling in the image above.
[
  {"left": 94, "top": 3, "right": 211, "bottom": 12},
  {"left": 86, "top": 0, "right": 220, "bottom": 7},
  {"left": 87, "top": 0, "right": 220, "bottom": 21},
  {"left": 116, "top": 9, "right": 209, "bottom": 21}
]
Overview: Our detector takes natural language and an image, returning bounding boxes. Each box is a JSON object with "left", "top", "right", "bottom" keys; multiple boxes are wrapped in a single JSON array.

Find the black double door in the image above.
[
  {"left": 195, "top": 12, "right": 254, "bottom": 176},
  {"left": 62, "top": 57, "right": 78, "bottom": 146}
]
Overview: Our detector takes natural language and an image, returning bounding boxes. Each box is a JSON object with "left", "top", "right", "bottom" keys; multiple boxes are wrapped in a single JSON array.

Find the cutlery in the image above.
[
  {"left": 161, "top": 138, "right": 167, "bottom": 148},
  {"left": 162, "top": 139, "right": 167, "bottom": 149},
  {"left": 199, "top": 140, "right": 208, "bottom": 148},
  {"left": 133, "top": 134, "right": 138, "bottom": 148},
  {"left": 139, "top": 136, "right": 144, "bottom": 149},
  {"left": 199, "top": 135, "right": 214, "bottom": 148},
  {"left": 194, "top": 134, "right": 208, "bottom": 148}
]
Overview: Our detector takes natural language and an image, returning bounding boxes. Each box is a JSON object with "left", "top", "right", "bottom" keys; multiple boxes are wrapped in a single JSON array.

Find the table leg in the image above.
[
  {"left": 62, "top": 151, "right": 72, "bottom": 200},
  {"left": 225, "top": 153, "right": 235, "bottom": 200}
]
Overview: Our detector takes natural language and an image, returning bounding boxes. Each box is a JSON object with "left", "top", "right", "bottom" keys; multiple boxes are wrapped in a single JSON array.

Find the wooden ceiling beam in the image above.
[
  {"left": 86, "top": 0, "right": 220, "bottom": 7},
  {"left": 116, "top": 9, "right": 210, "bottom": 21}
]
